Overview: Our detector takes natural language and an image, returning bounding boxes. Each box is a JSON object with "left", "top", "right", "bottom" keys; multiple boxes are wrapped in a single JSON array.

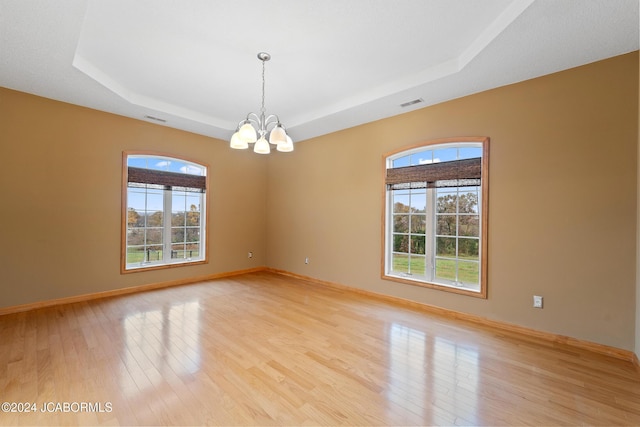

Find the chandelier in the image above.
[{"left": 230, "top": 52, "right": 293, "bottom": 154}]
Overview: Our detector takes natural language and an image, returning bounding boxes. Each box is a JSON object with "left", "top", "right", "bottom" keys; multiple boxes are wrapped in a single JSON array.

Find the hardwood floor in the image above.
[{"left": 1, "top": 271, "right": 639, "bottom": 426}]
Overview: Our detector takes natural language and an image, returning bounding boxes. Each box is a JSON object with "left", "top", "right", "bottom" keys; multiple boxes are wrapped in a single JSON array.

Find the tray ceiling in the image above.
[{"left": 1, "top": 0, "right": 638, "bottom": 143}]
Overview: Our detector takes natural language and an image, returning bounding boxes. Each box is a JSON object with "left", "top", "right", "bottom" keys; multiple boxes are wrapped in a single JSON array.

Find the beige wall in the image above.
[
  {"left": 0, "top": 88, "right": 268, "bottom": 308},
  {"left": 1, "top": 52, "right": 638, "bottom": 352},
  {"left": 267, "top": 52, "right": 639, "bottom": 351},
  {"left": 637, "top": 44, "right": 640, "bottom": 359}
]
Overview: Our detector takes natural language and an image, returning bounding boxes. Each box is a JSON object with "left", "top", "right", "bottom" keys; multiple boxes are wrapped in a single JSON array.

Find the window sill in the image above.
[
  {"left": 382, "top": 273, "right": 486, "bottom": 298},
  {"left": 122, "top": 258, "right": 207, "bottom": 274}
]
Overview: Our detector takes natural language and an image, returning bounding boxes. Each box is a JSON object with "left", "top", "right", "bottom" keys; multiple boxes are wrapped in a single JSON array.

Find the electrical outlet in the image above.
[
  {"left": 248, "top": 251, "right": 253, "bottom": 258},
  {"left": 533, "top": 295, "right": 543, "bottom": 308},
  {"left": 305, "top": 257, "right": 309, "bottom": 264}
]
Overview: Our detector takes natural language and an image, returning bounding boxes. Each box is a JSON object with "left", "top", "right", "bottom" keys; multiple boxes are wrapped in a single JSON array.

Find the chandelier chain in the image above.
[{"left": 261, "top": 59, "right": 266, "bottom": 115}]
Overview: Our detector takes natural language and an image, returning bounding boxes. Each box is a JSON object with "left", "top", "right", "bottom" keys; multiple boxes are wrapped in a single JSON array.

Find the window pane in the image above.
[
  {"left": 459, "top": 147, "right": 482, "bottom": 159},
  {"left": 172, "top": 211, "right": 186, "bottom": 226},
  {"left": 187, "top": 195, "right": 201, "bottom": 211},
  {"left": 182, "top": 164, "right": 205, "bottom": 175},
  {"left": 412, "top": 150, "right": 433, "bottom": 166},
  {"left": 171, "top": 228, "right": 185, "bottom": 243},
  {"left": 436, "top": 193, "right": 457, "bottom": 213},
  {"left": 186, "top": 228, "right": 200, "bottom": 242},
  {"left": 436, "top": 237, "right": 456, "bottom": 257},
  {"left": 149, "top": 158, "right": 171, "bottom": 171},
  {"left": 146, "top": 228, "right": 163, "bottom": 245},
  {"left": 128, "top": 190, "right": 146, "bottom": 210},
  {"left": 176, "top": 161, "right": 202, "bottom": 175},
  {"left": 410, "top": 215, "right": 426, "bottom": 234},
  {"left": 433, "top": 147, "right": 457, "bottom": 163},
  {"left": 409, "top": 255, "right": 426, "bottom": 275},
  {"left": 436, "top": 215, "right": 456, "bottom": 235},
  {"left": 410, "top": 236, "right": 425, "bottom": 255},
  {"left": 127, "top": 209, "right": 144, "bottom": 227},
  {"left": 146, "top": 192, "right": 164, "bottom": 211},
  {"left": 146, "top": 245, "right": 163, "bottom": 261},
  {"left": 186, "top": 211, "right": 200, "bottom": 226},
  {"left": 391, "top": 253, "right": 409, "bottom": 274},
  {"left": 393, "top": 234, "right": 409, "bottom": 253},
  {"left": 171, "top": 243, "right": 200, "bottom": 259},
  {"left": 187, "top": 243, "right": 200, "bottom": 256},
  {"left": 127, "top": 157, "right": 147, "bottom": 168},
  {"left": 392, "top": 155, "right": 410, "bottom": 168},
  {"left": 146, "top": 211, "right": 163, "bottom": 227},
  {"left": 393, "top": 192, "right": 410, "bottom": 213},
  {"left": 164, "top": 161, "right": 183, "bottom": 173},
  {"left": 458, "top": 238, "right": 479, "bottom": 260},
  {"left": 458, "top": 261, "right": 479, "bottom": 285},
  {"left": 459, "top": 186, "right": 479, "bottom": 193},
  {"left": 127, "top": 228, "right": 144, "bottom": 245},
  {"left": 410, "top": 191, "right": 426, "bottom": 213},
  {"left": 394, "top": 215, "right": 409, "bottom": 233},
  {"left": 127, "top": 246, "right": 145, "bottom": 263},
  {"left": 458, "top": 190, "right": 479, "bottom": 213},
  {"left": 435, "top": 258, "right": 455, "bottom": 281},
  {"left": 172, "top": 193, "right": 187, "bottom": 211},
  {"left": 171, "top": 243, "right": 185, "bottom": 259},
  {"left": 186, "top": 243, "right": 200, "bottom": 258},
  {"left": 459, "top": 215, "right": 479, "bottom": 237}
]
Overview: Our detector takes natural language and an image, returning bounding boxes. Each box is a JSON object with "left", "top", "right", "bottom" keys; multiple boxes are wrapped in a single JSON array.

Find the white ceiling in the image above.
[{"left": 1, "top": 0, "right": 638, "bottom": 144}]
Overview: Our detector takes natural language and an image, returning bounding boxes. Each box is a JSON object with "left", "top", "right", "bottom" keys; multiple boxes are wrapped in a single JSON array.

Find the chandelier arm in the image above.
[
  {"left": 263, "top": 114, "right": 281, "bottom": 132},
  {"left": 236, "top": 115, "right": 253, "bottom": 130},
  {"left": 242, "top": 113, "right": 260, "bottom": 129}
]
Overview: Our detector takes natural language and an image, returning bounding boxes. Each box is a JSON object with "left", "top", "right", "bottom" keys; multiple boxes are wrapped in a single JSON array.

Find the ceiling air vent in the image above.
[
  {"left": 400, "top": 98, "right": 424, "bottom": 108},
  {"left": 144, "top": 115, "right": 167, "bottom": 123}
]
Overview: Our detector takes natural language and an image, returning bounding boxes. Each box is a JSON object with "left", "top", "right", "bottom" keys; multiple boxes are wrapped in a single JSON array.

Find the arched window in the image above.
[
  {"left": 383, "top": 137, "right": 489, "bottom": 297},
  {"left": 122, "top": 152, "right": 208, "bottom": 272}
]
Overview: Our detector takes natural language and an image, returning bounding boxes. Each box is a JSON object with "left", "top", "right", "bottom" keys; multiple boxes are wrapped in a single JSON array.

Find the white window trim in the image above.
[
  {"left": 382, "top": 138, "right": 489, "bottom": 298},
  {"left": 121, "top": 152, "right": 209, "bottom": 273}
]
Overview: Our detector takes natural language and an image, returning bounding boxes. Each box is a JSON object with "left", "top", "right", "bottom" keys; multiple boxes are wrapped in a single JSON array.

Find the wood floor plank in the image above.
[{"left": 1, "top": 271, "right": 640, "bottom": 426}]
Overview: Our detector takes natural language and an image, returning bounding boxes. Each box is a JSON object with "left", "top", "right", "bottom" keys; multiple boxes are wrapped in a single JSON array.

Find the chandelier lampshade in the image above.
[
  {"left": 269, "top": 124, "right": 287, "bottom": 145},
  {"left": 238, "top": 121, "right": 257, "bottom": 143},
  {"left": 254, "top": 136, "right": 271, "bottom": 154},
  {"left": 277, "top": 135, "right": 294, "bottom": 152},
  {"left": 230, "top": 131, "right": 248, "bottom": 149}
]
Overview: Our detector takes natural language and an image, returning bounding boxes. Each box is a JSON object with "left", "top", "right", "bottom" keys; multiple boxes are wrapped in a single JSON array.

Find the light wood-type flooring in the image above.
[{"left": 1, "top": 271, "right": 640, "bottom": 426}]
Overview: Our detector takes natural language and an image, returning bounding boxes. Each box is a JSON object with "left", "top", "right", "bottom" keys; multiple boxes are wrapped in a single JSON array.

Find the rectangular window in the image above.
[
  {"left": 383, "top": 138, "right": 488, "bottom": 298},
  {"left": 122, "top": 153, "right": 207, "bottom": 272}
]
